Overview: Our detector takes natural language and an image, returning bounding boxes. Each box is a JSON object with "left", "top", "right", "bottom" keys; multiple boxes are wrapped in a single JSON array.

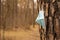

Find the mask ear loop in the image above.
[
  {"left": 42, "top": 2, "right": 44, "bottom": 11},
  {"left": 39, "top": 1, "right": 41, "bottom": 11},
  {"left": 39, "top": 1, "right": 44, "bottom": 11}
]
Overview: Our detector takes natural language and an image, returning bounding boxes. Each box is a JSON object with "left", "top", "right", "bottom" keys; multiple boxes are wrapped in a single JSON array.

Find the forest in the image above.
[{"left": 0, "top": 0, "right": 60, "bottom": 40}]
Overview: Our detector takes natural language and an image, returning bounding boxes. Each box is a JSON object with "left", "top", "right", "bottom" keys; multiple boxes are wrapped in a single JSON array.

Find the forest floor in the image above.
[{"left": 0, "top": 25, "right": 40, "bottom": 40}]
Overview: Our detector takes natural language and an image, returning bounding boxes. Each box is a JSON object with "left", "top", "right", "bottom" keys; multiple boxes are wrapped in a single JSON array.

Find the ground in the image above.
[{"left": 0, "top": 25, "right": 40, "bottom": 40}]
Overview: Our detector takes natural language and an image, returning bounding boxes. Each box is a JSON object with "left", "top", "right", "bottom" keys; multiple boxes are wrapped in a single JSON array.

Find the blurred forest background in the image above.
[
  {"left": 0, "top": 0, "right": 60, "bottom": 40},
  {"left": 0, "top": 0, "right": 38, "bottom": 30}
]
